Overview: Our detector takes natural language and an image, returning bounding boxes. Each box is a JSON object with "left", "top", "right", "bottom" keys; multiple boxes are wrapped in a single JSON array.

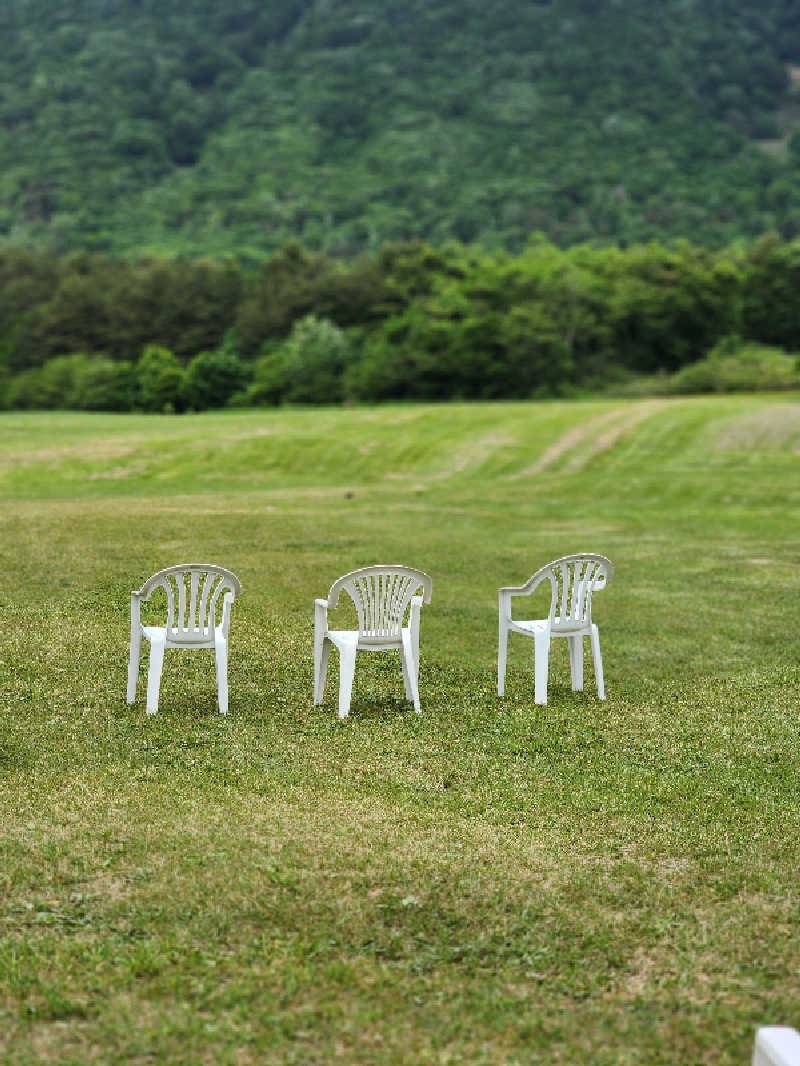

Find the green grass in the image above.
[{"left": 1, "top": 396, "right": 799, "bottom": 1065}]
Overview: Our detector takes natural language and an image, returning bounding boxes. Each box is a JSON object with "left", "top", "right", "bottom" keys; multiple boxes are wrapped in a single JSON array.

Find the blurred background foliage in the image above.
[
  {"left": 2, "top": 0, "right": 800, "bottom": 257},
  {"left": 2, "top": 235, "right": 800, "bottom": 410},
  {"left": 4, "top": 2, "right": 800, "bottom": 407}
]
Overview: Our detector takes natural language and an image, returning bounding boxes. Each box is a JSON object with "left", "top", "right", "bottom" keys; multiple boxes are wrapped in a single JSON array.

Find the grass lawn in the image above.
[{"left": 1, "top": 395, "right": 799, "bottom": 1065}]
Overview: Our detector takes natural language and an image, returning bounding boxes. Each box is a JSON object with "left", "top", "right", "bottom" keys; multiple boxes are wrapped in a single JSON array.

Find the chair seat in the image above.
[
  {"left": 142, "top": 625, "right": 222, "bottom": 648},
  {"left": 327, "top": 629, "right": 406, "bottom": 652},
  {"left": 512, "top": 619, "right": 549, "bottom": 635},
  {"left": 512, "top": 618, "right": 591, "bottom": 636}
]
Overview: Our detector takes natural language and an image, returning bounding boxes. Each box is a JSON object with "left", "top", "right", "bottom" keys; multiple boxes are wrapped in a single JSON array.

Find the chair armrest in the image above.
[
  {"left": 134, "top": 583, "right": 160, "bottom": 603},
  {"left": 220, "top": 591, "right": 234, "bottom": 637},
  {"left": 499, "top": 569, "right": 552, "bottom": 598},
  {"left": 130, "top": 591, "right": 142, "bottom": 630},
  {"left": 314, "top": 598, "right": 329, "bottom": 632},
  {"left": 498, "top": 588, "right": 513, "bottom": 622},
  {"left": 499, "top": 569, "right": 553, "bottom": 622},
  {"left": 409, "top": 595, "right": 424, "bottom": 672}
]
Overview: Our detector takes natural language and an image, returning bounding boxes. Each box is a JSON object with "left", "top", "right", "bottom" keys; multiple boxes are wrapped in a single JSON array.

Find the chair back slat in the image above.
[
  {"left": 197, "top": 571, "right": 214, "bottom": 631},
  {"left": 178, "top": 571, "right": 189, "bottom": 630},
  {"left": 163, "top": 572, "right": 176, "bottom": 633},
  {"left": 557, "top": 560, "right": 570, "bottom": 624},
  {"left": 328, "top": 565, "right": 432, "bottom": 645},
  {"left": 188, "top": 570, "right": 201, "bottom": 630}
]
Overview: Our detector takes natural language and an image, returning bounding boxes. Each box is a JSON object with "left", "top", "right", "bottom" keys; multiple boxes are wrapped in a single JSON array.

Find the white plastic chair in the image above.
[
  {"left": 313, "top": 565, "right": 433, "bottom": 719},
  {"left": 126, "top": 564, "right": 242, "bottom": 715},
  {"left": 497, "top": 553, "right": 613, "bottom": 705}
]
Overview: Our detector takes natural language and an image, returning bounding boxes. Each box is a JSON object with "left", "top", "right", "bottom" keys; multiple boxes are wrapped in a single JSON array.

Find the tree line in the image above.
[{"left": 2, "top": 234, "right": 800, "bottom": 411}]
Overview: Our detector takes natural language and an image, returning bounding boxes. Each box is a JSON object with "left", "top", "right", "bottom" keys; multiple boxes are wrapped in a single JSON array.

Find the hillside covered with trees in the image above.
[{"left": 3, "top": 0, "right": 800, "bottom": 257}]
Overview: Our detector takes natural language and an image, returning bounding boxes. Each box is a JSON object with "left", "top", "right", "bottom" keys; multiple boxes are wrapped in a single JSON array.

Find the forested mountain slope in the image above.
[{"left": 3, "top": 0, "right": 800, "bottom": 258}]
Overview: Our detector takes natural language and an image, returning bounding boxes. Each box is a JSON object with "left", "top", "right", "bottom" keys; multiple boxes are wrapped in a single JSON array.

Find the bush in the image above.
[
  {"left": 5, "top": 354, "right": 91, "bottom": 409},
  {"left": 5, "top": 353, "right": 139, "bottom": 410},
  {"left": 239, "top": 315, "right": 353, "bottom": 405},
  {"left": 70, "top": 357, "right": 136, "bottom": 411},
  {"left": 667, "top": 335, "right": 800, "bottom": 393},
  {"left": 181, "top": 348, "right": 251, "bottom": 410},
  {"left": 136, "top": 345, "right": 185, "bottom": 413},
  {"left": 4, "top": 367, "right": 41, "bottom": 409}
]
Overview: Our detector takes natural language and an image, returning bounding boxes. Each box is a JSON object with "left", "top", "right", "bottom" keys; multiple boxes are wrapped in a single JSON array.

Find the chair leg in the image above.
[
  {"left": 533, "top": 629, "right": 550, "bottom": 706},
  {"left": 314, "top": 639, "right": 331, "bottom": 705},
  {"left": 590, "top": 623, "right": 605, "bottom": 700},
  {"left": 337, "top": 644, "right": 357, "bottom": 719},
  {"left": 400, "top": 643, "right": 413, "bottom": 701},
  {"left": 497, "top": 621, "right": 508, "bottom": 696},
  {"left": 313, "top": 625, "right": 326, "bottom": 704},
  {"left": 412, "top": 618, "right": 421, "bottom": 689},
  {"left": 401, "top": 629, "right": 421, "bottom": 713},
  {"left": 127, "top": 630, "right": 141, "bottom": 704},
  {"left": 215, "top": 634, "right": 229, "bottom": 714},
  {"left": 568, "top": 635, "right": 584, "bottom": 692},
  {"left": 145, "top": 636, "right": 166, "bottom": 715}
]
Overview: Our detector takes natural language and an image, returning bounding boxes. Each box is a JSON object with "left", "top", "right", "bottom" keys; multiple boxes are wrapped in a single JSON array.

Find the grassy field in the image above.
[{"left": 1, "top": 396, "right": 799, "bottom": 1065}]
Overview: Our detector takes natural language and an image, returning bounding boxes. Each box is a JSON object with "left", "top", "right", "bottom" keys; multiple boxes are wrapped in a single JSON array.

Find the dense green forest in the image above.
[
  {"left": 3, "top": 236, "right": 800, "bottom": 410},
  {"left": 4, "top": 1, "right": 800, "bottom": 410},
  {"left": 3, "top": 0, "right": 800, "bottom": 257}
]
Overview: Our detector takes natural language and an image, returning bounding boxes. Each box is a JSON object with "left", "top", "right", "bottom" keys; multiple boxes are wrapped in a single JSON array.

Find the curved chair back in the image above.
[
  {"left": 536, "top": 554, "right": 613, "bottom": 633},
  {"left": 327, "top": 565, "right": 432, "bottom": 645},
  {"left": 135, "top": 564, "right": 242, "bottom": 644}
]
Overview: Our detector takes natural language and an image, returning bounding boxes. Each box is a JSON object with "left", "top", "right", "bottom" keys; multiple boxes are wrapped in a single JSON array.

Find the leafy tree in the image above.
[
  {"left": 235, "top": 242, "right": 338, "bottom": 355},
  {"left": 248, "top": 314, "right": 353, "bottom": 405},
  {"left": 0, "top": 248, "right": 61, "bottom": 372},
  {"left": 741, "top": 233, "right": 800, "bottom": 350},
  {"left": 348, "top": 256, "right": 576, "bottom": 402},
  {"left": 13, "top": 257, "right": 113, "bottom": 367},
  {"left": 603, "top": 242, "right": 743, "bottom": 372}
]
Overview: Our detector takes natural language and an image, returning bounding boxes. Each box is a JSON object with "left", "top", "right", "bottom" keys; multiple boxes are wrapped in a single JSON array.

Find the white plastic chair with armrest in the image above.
[
  {"left": 313, "top": 565, "right": 433, "bottom": 719},
  {"left": 497, "top": 553, "right": 613, "bottom": 705},
  {"left": 126, "top": 563, "right": 242, "bottom": 715}
]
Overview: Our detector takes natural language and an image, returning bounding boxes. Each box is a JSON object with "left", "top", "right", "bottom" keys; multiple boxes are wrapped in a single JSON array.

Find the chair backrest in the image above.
[
  {"left": 327, "top": 565, "right": 432, "bottom": 645},
  {"left": 134, "top": 564, "right": 242, "bottom": 643},
  {"left": 535, "top": 554, "right": 613, "bottom": 632}
]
